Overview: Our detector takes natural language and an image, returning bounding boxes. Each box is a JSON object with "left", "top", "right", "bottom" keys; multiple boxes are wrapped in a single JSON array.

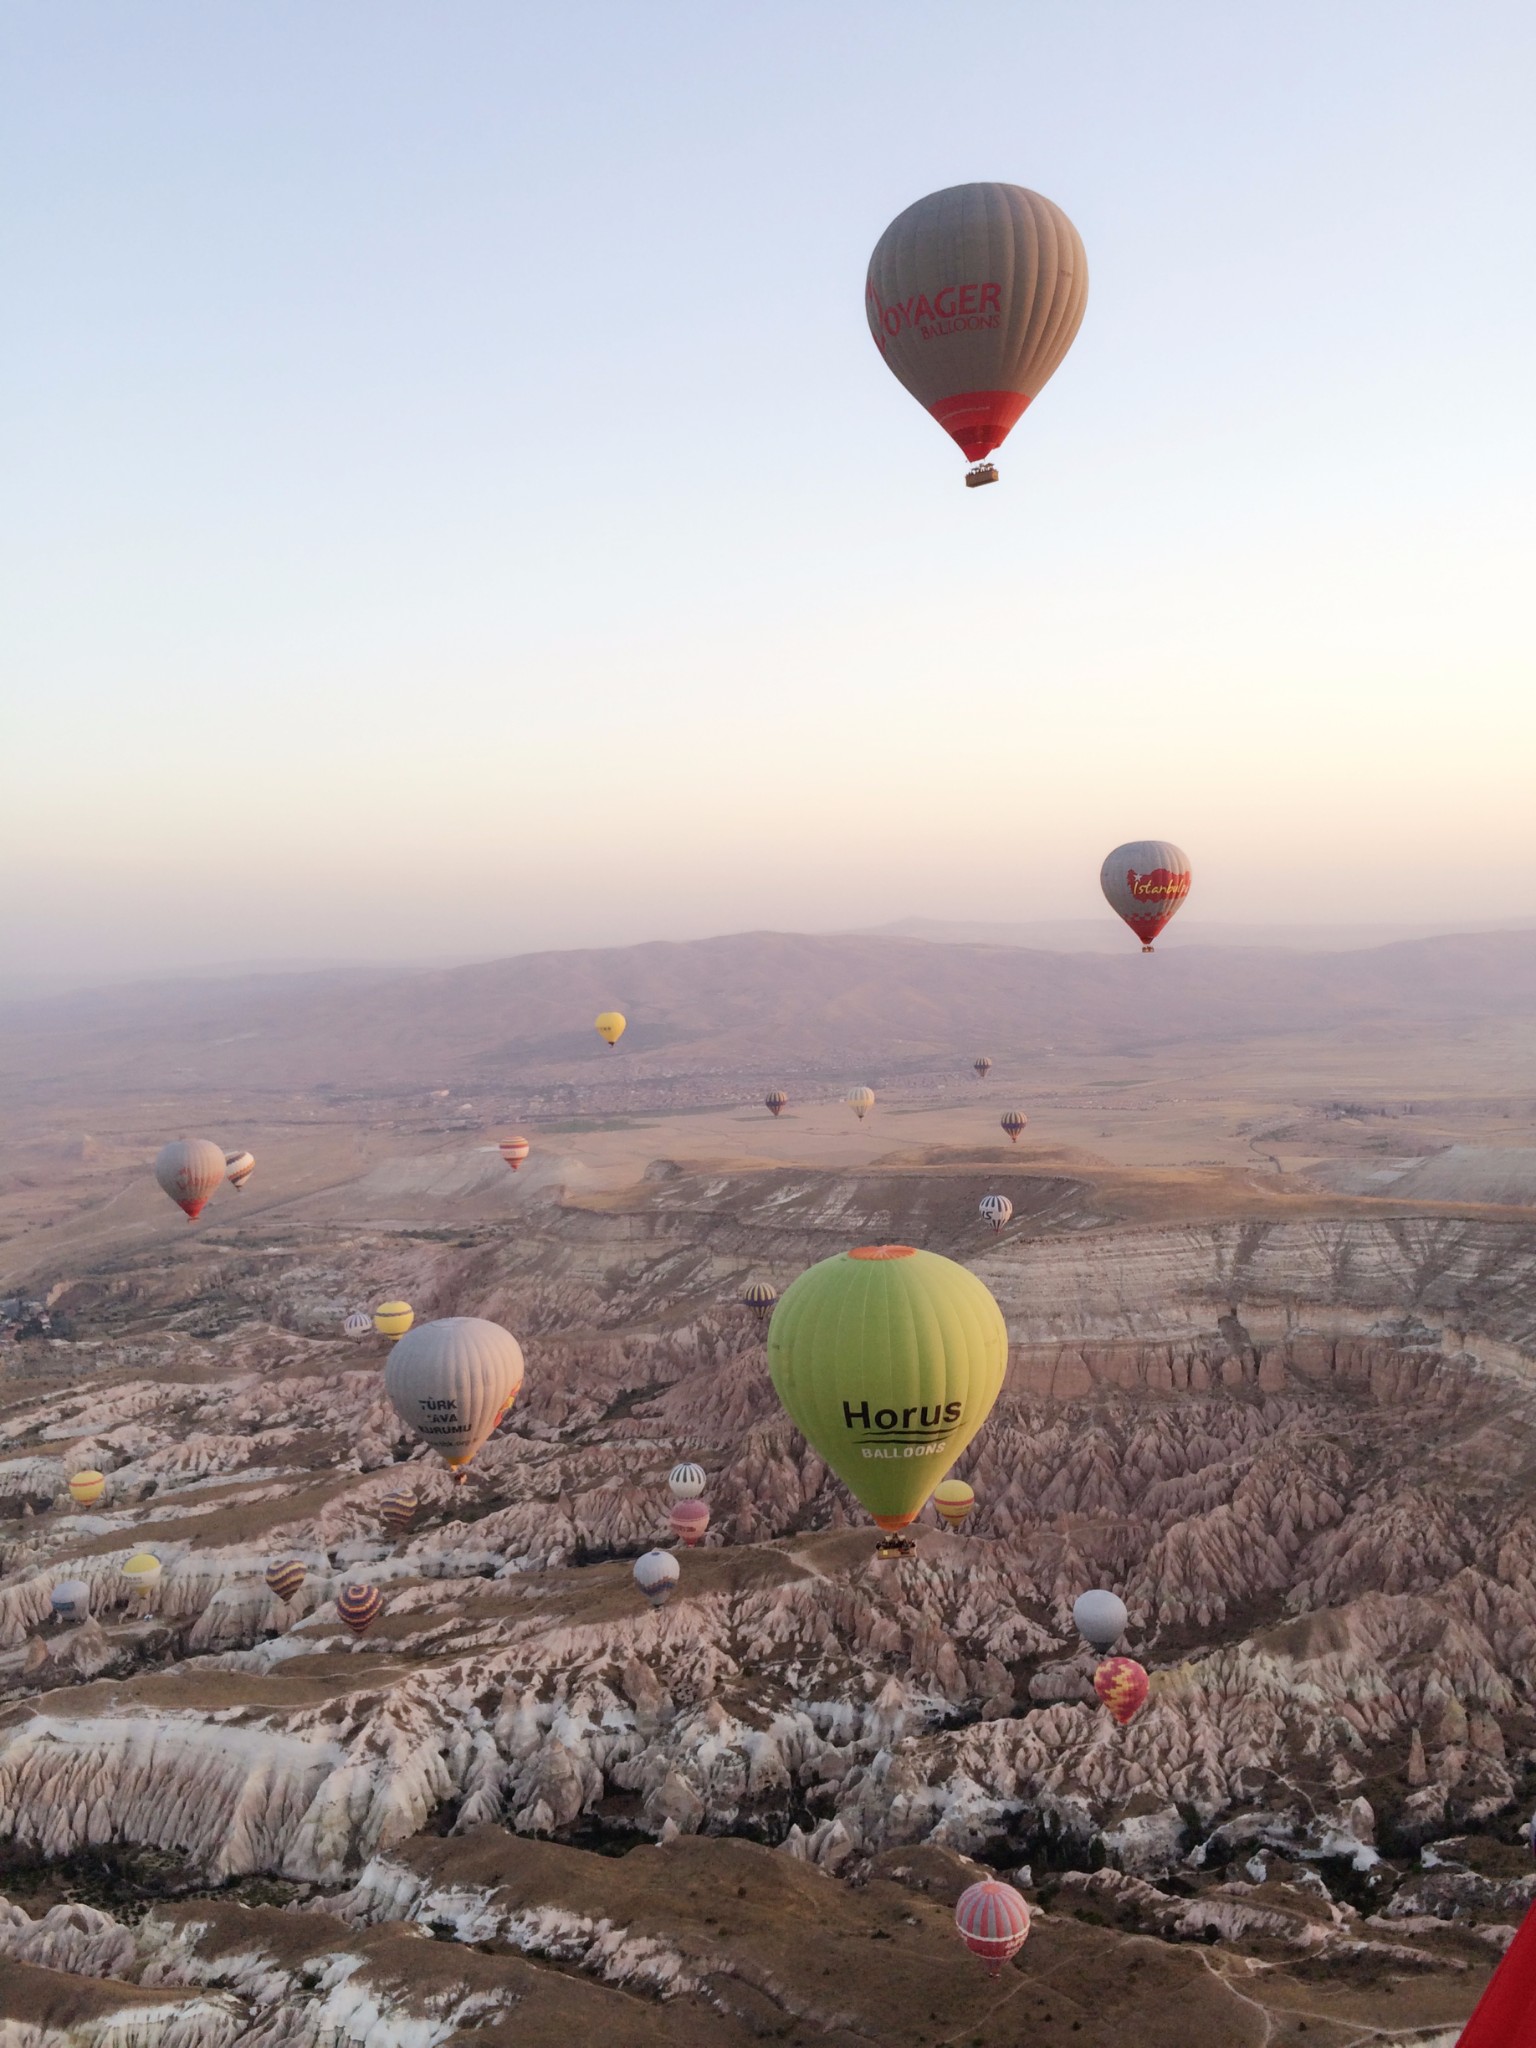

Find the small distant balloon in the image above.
[
  {"left": 374, "top": 1302, "right": 414, "bottom": 1340},
  {"left": 954, "top": 1880, "right": 1030, "bottom": 1977},
  {"left": 1073, "top": 1589, "right": 1128, "bottom": 1654},
  {"left": 973, "top": 1057, "right": 992, "bottom": 1079},
  {"left": 154, "top": 1138, "right": 227, "bottom": 1220},
  {"left": 1094, "top": 1656, "right": 1150, "bottom": 1726},
  {"left": 1100, "top": 840, "right": 1191, "bottom": 953},
  {"left": 932, "top": 1478, "right": 975, "bottom": 1527},
  {"left": 379, "top": 1488, "right": 419, "bottom": 1535},
  {"left": 67, "top": 1470, "right": 106, "bottom": 1509},
  {"left": 223, "top": 1149, "right": 255, "bottom": 1191},
  {"left": 595, "top": 1011, "right": 627, "bottom": 1048},
  {"left": 668, "top": 1461, "right": 706, "bottom": 1501},
  {"left": 121, "top": 1552, "right": 163, "bottom": 1595},
  {"left": 765, "top": 1090, "right": 788, "bottom": 1118},
  {"left": 265, "top": 1559, "right": 306, "bottom": 1602},
  {"left": 343, "top": 1310, "right": 373, "bottom": 1340},
  {"left": 1000, "top": 1112, "right": 1028, "bottom": 1144},
  {"left": 634, "top": 1549, "right": 681, "bottom": 1608},
  {"left": 337, "top": 1583, "right": 384, "bottom": 1637},
  {"left": 847, "top": 1087, "right": 875, "bottom": 1122},
  {"left": 669, "top": 1499, "right": 710, "bottom": 1548},
  {"left": 742, "top": 1281, "right": 778, "bottom": 1322},
  {"left": 499, "top": 1136, "right": 531, "bottom": 1172},
  {"left": 51, "top": 1578, "right": 91, "bottom": 1623},
  {"left": 979, "top": 1194, "right": 1012, "bottom": 1233}
]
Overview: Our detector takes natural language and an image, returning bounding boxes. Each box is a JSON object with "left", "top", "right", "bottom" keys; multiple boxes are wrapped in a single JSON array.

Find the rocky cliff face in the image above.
[{"left": 1, "top": 1173, "right": 1534, "bottom": 2042}]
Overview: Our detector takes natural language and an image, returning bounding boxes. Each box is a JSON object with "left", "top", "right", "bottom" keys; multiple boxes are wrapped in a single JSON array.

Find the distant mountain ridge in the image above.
[{"left": 4, "top": 925, "right": 1536, "bottom": 1100}]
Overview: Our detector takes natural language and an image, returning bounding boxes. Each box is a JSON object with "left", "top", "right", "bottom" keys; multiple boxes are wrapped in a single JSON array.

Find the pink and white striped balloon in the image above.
[{"left": 954, "top": 1880, "right": 1030, "bottom": 1977}]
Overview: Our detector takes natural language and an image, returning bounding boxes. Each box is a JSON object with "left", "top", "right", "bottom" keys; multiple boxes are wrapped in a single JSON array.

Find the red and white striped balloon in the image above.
[
  {"left": 954, "top": 1880, "right": 1030, "bottom": 1977},
  {"left": 499, "top": 1136, "right": 530, "bottom": 1172}
]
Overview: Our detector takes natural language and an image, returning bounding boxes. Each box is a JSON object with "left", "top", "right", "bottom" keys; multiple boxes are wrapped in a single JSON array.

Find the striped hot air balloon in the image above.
[
  {"left": 979, "top": 1194, "right": 1012, "bottom": 1233},
  {"left": 265, "top": 1559, "right": 306, "bottom": 1602},
  {"left": 932, "top": 1478, "right": 975, "bottom": 1528},
  {"left": 847, "top": 1087, "right": 875, "bottom": 1122},
  {"left": 1100, "top": 840, "right": 1191, "bottom": 952},
  {"left": 742, "top": 1281, "right": 778, "bottom": 1322},
  {"left": 223, "top": 1149, "right": 255, "bottom": 1191},
  {"left": 67, "top": 1470, "right": 106, "bottom": 1509},
  {"left": 1094, "top": 1656, "right": 1150, "bottom": 1726},
  {"left": 867, "top": 183, "right": 1087, "bottom": 487},
  {"left": 954, "top": 1880, "right": 1030, "bottom": 1977},
  {"left": 973, "top": 1057, "right": 992, "bottom": 1079},
  {"left": 765, "top": 1091, "right": 788, "bottom": 1117},
  {"left": 499, "top": 1136, "right": 530, "bottom": 1171},
  {"left": 669, "top": 1499, "right": 710, "bottom": 1547},
  {"left": 337, "top": 1583, "right": 384, "bottom": 1637},
  {"left": 379, "top": 1489, "right": 419, "bottom": 1536},
  {"left": 1000, "top": 1112, "right": 1027, "bottom": 1144},
  {"left": 668, "top": 1462, "right": 706, "bottom": 1501},
  {"left": 343, "top": 1310, "right": 373, "bottom": 1340}
]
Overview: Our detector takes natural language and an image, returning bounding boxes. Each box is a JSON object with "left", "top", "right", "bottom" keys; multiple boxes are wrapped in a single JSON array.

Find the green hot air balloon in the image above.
[{"left": 767, "top": 1245, "right": 1008, "bottom": 1548}]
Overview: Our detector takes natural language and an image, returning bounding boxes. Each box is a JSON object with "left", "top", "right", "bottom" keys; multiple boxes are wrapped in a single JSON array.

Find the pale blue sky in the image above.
[{"left": 4, "top": 2, "right": 1533, "bottom": 981}]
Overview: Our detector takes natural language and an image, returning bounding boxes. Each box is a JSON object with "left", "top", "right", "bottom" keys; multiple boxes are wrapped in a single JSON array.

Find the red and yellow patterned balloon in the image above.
[{"left": 1094, "top": 1656, "right": 1150, "bottom": 1726}]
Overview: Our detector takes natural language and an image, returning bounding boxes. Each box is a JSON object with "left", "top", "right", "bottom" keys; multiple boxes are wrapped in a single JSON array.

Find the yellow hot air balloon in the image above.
[
  {"left": 374, "top": 1301, "right": 414, "bottom": 1340},
  {"left": 68, "top": 1470, "right": 106, "bottom": 1509},
  {"left": 595, "top": 1012, "right": 626, "bottom": 1047},
  {"left": 121, "top": 1552, "right": 163, "bottom": 1596},
  {"left": 768, "top": 1246, "right": 1008, "bottom": 1547},
  {"left": 933, "top": 1477, "right": 976, "bottom": 1528}
]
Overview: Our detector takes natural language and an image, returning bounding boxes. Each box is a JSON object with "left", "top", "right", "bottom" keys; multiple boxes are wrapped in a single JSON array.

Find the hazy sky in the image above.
[{"left": 4, "top": 2, "right": 1533, "bottom": 984}]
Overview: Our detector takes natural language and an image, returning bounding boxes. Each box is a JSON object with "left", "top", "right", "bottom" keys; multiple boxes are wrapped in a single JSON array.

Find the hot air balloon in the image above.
[
  {"left": 1073, "top": 1588, "right": 1128, "bottom": 1655},
  {"left": 51, "top": 1579, "right": 90, "bottom": 1623},
  {"left": 768, "top": 1246, "right": 1008, "bottom": 1548},
  {"left": 154, "top": 1138, "right": 227, "bottom": 1220},
  {"left": 595, "top": 1012, "right": 626, "bottom": 1048},
  {"left": 374, "top": 1302, "right": 414, "bottom": 1340},
  {"left": 669, "top": 1499, "right": 710, "bottom": 1547},
  {"left": 847, "top": 1087, "right": 875, "bottom": 1122},
  {"left": 867, "top": 182, "right": 1087, "bottom": 487},
  {"left": 765, "top": 1091, "right": 788, "bottom": 1118},
  {"left": 979, "top": 1194, "right": 1012, "bottom": 1233},
  {"left": 1100, "top": 841, "right": 1191, "bottom": 952},
  {"left": 499, "top": 1136, "right": 530, "bottom": 1172},
  {"left": 1094, "top": 1656, "right": 1150, "bottom": 1726},
  {"left": 384, "top": 1316, "right": 525, "bottom": 1483},
  {"left": 67, "top": 1470, "right": 106, "bottom": 1509},
  {"left": 343, "top": 1310, "right": 373, "bottom": 1340},
  {"left": 634, "top": 1549, "right": 681, "bottom": 1608},
  {"left": 932, "top": 1477, "right": 975, "bottom": 1527},
  {"left": 121, "top": 1552, "right": 163, "bottom": 1598},
  {"left": 224, "top": 1150, "right": 255, "bottom": 1191},
  {"left": 337, "top": 1583, "right": 384, "bottom": 1637},
  {"left": 1000, "top": 1112, "right": 1027, "bottom": 1144},
  {"left": 379, "top": 1488, "right": 419, "bottom": 1536},
  {"left": 954, "top": 1880, "right": 1030, "bottom": 1977},
  {"left": 668, "top": 1461, "right": 706, "bottom": 1501},
  {"left": 973, "top": 1057, "right": 992, "bottom": 1080},
  {"left": 265, "top": 1559, "right": 306, "bottom": 1602},
  {"left": 742, "top": 1281, "right": 778, "bottom": 1322}
]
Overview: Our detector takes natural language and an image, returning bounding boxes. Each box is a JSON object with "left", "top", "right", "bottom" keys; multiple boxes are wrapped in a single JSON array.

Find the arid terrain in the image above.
[{"left": 3, "top": 928, "right": 1536, "bottom": 2045}]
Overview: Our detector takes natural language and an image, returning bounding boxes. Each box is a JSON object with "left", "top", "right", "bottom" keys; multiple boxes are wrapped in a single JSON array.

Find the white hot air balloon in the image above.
[
  {"left": 634, "top": 1549, "right": 681, "bottom": 1608},
  {"left": 223, "top": 1150, "right": 255, "bottom": 1191},
  {"left": 866, "top": 182, "right": 1088, "bottom": 486},
  {"left": 343, "top": 1310, "right": 373, "bottom": 1340},
  {"left": 154, "top": 1139, "right": 228, "bottom": 1220},
  {"left": 1100, "top": 841, "right": 1192, "bottom": 952},
  {"left": 1073, "top": 1588, "right": 1129, "bottom": 1654},
  {"left": 668, "top": 1461, "right": 706, "bottom": 1501},
  {"left": 51, "top": 1578, "right": 91, "bottom": 1623},
  {"left": 847, "top": 1087, "right": 875, "bottom": 1122},
  {"left": 979, "top": 1194, "right": 1013, "bottom": 1233},
  {"left": 384, "top": 1316, "right": 525, "bottom": 1483}
]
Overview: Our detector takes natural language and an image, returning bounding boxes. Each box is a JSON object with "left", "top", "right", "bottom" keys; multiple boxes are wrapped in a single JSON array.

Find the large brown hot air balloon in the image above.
[
  {"left": 866, "top": 183, "right": 1088, "bottom": 486},
  {"left": 1100, "top": 841, "right": 1192, "bottom": 952}
]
